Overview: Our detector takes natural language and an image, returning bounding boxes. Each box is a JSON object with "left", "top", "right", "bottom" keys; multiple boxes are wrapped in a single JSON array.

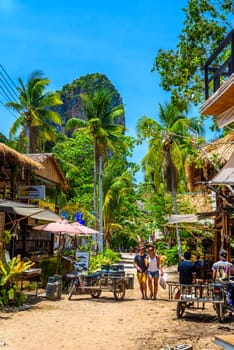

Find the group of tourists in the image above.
[
  {"left": 133, "top": 245, "right": 163, "bottom": 300},
  {"left": 134, "top": 245, "right": 234, "bottom": 305}
]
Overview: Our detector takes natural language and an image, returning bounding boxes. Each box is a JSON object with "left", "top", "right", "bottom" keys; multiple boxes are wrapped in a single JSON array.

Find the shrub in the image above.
[{"left": 0, "top": 254, "right": 34, "bottom": 306}]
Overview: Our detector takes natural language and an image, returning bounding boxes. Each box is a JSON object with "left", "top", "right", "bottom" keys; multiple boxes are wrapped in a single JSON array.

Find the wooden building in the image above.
[
  {"left": 200, "top": 29, "right": 234, "bottom": 261},
  {"left": 0, "top": 144, "right": 68, "bottom": 260}
]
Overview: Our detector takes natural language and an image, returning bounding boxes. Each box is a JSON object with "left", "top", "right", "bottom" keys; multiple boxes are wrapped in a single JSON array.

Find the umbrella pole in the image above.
[{"left": 55, "top": 233, "right": 62, "bottom": 275}]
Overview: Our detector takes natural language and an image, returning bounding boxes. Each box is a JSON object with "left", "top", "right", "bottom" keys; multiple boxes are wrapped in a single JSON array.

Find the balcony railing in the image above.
[{"left": 204, "top": 29, "right": 234, "bottom": 100}]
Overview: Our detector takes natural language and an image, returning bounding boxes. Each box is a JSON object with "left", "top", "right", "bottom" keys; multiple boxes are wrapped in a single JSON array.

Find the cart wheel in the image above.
[
  {"left": 114, "top": 281, "right": 126, "bottom": 301},
  {"left": 67, "top": 279, "right": 74, "bottom": 294},
  {"left": 67, "top": 280, "right": 77, "bottom": 300},
  {"left": 176, "top": 301, "right": 186, "bottom": 318},
  {"left": 90, "top": 289, "right": 102, "bottom": 298},
  {"left": 215, "top": 303, "right": 225, "bottom": 323}
]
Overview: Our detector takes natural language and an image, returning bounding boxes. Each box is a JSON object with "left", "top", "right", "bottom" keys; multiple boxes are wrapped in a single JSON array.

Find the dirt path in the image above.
[{"left": 0, "top": 267, "right": 233, "bottom": 350}]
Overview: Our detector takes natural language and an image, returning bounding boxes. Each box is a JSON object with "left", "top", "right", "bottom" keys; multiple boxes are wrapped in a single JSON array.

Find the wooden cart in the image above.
[
  {"left": 167, "top": 281, "right": 225, "bottom": 319},
  {"left": 66, "top": 264, "right": 134, "bottom": 301}
]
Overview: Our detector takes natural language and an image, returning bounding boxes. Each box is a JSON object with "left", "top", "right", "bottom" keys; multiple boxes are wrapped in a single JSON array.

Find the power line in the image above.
[
  {"left": 0, "top": 72, "right": 18, "bottom": 102},
  {"left": 0, "top": 64, "right": 19, "bottom": 120},
  {"left": 0, "top": 64, "right": 18, "bottom": 96},
  {"left": 0, "top": 79, "right": 17, "bottom": 102},
  {"left": 0, "top": 98, "right": 18, "bottom": 119}
]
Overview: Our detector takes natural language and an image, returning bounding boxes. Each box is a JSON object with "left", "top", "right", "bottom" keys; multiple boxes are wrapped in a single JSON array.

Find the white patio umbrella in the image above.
[
  {"left": 33, "top": 218, "right": 84, "bottom": 273},
  {"left": 71, "top": 221, "right": 98, "bottom": 235},
  {"left": 32, "top": 218, "right": 83, "bottom": 234}
]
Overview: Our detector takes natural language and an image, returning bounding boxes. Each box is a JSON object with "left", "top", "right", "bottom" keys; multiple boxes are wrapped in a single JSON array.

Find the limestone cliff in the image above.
[{"left": 55, "top": 73, "right": 125, "bottom": 128}]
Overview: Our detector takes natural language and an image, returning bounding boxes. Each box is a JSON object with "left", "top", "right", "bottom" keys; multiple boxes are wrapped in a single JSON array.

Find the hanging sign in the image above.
[{"left": 18, "top": 185, "right": 45, "bottom": 199}]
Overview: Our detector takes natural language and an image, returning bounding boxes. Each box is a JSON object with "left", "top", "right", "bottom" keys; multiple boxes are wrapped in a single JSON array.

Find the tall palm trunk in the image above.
[
  {"left": 98, "top": 155, "right": 103, "bottom": 253},
  {"left": 26, "top": 122, "right": 30, "bottom": 153},
  {"left": 94, "top": 140, "right": 98, "bottom": 232},
  {"left": 169, "top": 151, "right": 182, "bottom": 258}
]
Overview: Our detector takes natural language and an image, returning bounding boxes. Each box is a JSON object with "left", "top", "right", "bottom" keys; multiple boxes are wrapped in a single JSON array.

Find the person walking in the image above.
[
  {"left": 146, "top": 245, "right": 163, "bottom": 300},
  {"left": 133, "top": 245, "right": 148, "bottom": 299}
]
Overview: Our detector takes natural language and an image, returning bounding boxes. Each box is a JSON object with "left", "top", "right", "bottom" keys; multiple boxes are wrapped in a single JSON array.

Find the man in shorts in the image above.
[
  {"left": 212, "top": 249, "right": 234, "bottom": 307},
  {"left": 134, "top": 245, "right": 148, "bottom": 299}
]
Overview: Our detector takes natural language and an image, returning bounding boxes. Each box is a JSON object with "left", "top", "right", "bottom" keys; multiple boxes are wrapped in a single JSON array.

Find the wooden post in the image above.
[{"left": 0, "top": 212, "right": 5, "bottom": 260}]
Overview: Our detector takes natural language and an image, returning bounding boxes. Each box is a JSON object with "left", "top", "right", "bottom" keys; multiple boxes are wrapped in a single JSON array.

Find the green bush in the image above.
[
  {"left": 89, "top": 249, "right": 119, "bottom": 272},
  {"left": 0, "top": 254, "right": 34, "bottom": 306},
  {"left": 38, "top": 257, "right": 64, "bottom": 286}
]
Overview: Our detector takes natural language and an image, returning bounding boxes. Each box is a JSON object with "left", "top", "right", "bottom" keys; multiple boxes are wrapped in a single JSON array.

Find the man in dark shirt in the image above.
[
  {"left": 178, "top": 251, "right": 196, "bottom": 284},
  {"left": 134, "top": 245, "right": 148, "bottom": 299}
]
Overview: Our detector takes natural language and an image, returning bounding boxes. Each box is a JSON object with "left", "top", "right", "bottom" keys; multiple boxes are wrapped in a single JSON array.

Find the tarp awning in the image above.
[
  {"left": 167, "top": 214, "right": 199, "bottom": 224},
  {"left": 209, "top": 150, "right": 234, "bottom": 185},
  {"left": 167, "top": 213, "right": 215, "bottom": 225},
  {"left": 0, "top": 199, "right": 60, "bottom": 222},
  {"left": 13, "top": 207, "right": 60, "bottom": 221}
]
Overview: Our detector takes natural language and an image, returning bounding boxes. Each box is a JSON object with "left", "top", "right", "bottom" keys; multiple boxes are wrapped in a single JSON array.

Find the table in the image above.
[{"left": 20, "top": 268, "right": 42, "bottom": 296}]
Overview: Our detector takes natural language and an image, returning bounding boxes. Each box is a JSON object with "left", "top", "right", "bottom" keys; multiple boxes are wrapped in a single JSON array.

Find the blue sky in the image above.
[{"left": 0, "top": 0, "right": 190, "bottom": 180}]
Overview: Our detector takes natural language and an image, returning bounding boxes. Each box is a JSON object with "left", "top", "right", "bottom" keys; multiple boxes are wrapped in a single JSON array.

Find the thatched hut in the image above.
[
  {"left": 0, "top": 145, "right": 70, "bottom": 260},
  {"left": 185, "top": 132, "right": 234, "bottom": 260},
  {"left": 0, "top": 143, "right": 43, "bottom": 200},
  {"left": 185, "top": 132, "right": 234, "bottom": 192},
  {"left": 27, "top": 153, "right": 69, "bottom": 192}
]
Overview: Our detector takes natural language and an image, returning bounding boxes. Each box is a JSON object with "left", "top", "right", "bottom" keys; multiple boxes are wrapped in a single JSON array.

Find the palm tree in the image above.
[
  {"left": 103, "top": 170, "right": 134, "bottom": 248},
  {"left": 137, "top": 101, "right": 204, "bottom": 256},
  {"left": 66, "top": 88, "right": 125, "bottom": 252},
  {"left": 6, "top": 70, "right": 63, "bottom": 153}
]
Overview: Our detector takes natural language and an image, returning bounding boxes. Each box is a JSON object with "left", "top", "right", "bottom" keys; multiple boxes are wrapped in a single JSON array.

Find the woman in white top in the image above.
[{"left": 146, "top": 246, "right": 163, "bottom": 299}]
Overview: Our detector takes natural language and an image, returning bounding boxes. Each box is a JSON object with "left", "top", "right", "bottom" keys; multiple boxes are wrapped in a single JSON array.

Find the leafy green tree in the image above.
[
  {"left": 112, "top": 185, "right": 150, "bottom": 250},
  {"left": 52, "top": 131, "right": 94, "bottom": 209},
  {"left": 66, "top": 88, "right": 125, "bottom": 251},
  {"left": 153, "top": 0, "right": 232, "bottom": 110},
  {"left": 136, "top": 101, "right": 204, "bottom": 256},
  {"left": 6, "top": 70, "right": 63, "bottom": 153},
  {"left": 103, "top": 170, "right": 134, "bottom": 248}
]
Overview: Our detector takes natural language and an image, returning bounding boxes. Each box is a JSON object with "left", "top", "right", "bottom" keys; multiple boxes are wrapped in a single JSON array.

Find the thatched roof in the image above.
[
  {"left": 0, "top": 143, "right": 43, "bottom": 169},
  {"left": 185, "top": 132, "right": 234, "bottom": 191},
  {"left": 27, "top": 153, "right": 69, "bottom": 190},
  {"left": 202, "top": 131, "right": 234, "bottom": 165}
]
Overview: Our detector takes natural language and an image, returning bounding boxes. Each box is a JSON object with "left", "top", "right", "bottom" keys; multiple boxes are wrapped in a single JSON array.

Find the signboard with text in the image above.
[
  {"left": 18, "top": 185, "right": 45, "bottom": 199},
  {"left": 75, "top": 251, "right": 90, "bottom": 272}
]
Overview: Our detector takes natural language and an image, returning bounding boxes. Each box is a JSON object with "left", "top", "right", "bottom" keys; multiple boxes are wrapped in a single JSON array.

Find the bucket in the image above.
[
  {"left": 46, "top": 275, "right": 62, "bottom": 299},
  {"left": 126, "top": 274, "right": 134, "bottom": 289}
]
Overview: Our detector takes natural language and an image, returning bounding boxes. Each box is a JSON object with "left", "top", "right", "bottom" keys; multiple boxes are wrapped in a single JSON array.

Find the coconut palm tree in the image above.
[
  {"left": 66, "top": 88, "right": 125, "bottom": 252},
  {"left": 6, "top": 70, "right": 63, "bottom": 153},
  {"left": 103, "top": 170, "right": 134, "bottom": 248},
  {"left": 136, "top": 101, "right": 204, "bottom": 256}
]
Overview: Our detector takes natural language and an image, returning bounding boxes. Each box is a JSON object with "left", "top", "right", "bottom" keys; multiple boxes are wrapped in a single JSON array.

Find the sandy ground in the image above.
[{"left": 0, "top": 264, "right": 233, "bottom": 350}]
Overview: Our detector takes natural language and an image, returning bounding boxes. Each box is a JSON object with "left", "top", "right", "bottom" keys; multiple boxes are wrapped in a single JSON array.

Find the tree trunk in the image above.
[
  {"left": 94, "top": 141, "right": 98, "bottom": 232},
  {"left": 104, "top": 230, "right": 111, "bottom": 249},
  {"left": 98, "top": 155, "right": 103, "bottom": 253},
  {"left": 169, "top": 151, "right": 182, "bottom": 258}
]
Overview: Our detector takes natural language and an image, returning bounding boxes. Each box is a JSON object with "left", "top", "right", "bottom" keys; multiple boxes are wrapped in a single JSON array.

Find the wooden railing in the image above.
[{"left": 204, "top": 29, "right": 234, "bottom": 99}]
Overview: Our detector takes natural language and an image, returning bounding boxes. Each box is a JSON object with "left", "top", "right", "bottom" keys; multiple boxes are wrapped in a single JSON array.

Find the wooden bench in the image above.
[{"left": 215, "top": 335, "right": 234, "bottom": 349}]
